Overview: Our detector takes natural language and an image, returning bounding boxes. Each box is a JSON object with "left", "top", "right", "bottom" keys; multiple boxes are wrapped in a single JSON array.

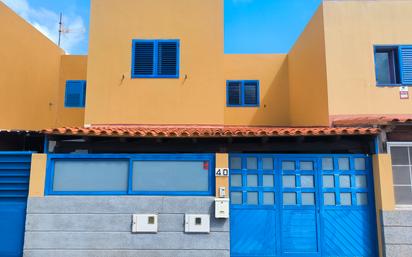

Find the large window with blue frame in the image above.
[
  {"left": 374, "top": 45, "right": 412, "bottom": 86},
  {"left": 45, "top": 154, "right": 214, "bottom": 196},
  {"left": 226, "top": 80, "right": 260, "bottom": 107},
  {"left": 131, "top": 39, "right": 180, "bottom": 78}
]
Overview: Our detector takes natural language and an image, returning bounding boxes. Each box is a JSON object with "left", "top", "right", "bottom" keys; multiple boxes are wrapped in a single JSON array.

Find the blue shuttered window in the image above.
[
  {"left": 65, "top": 80, "right": 86, "bottom": 108},
  {"left": 374, "top": 45, "right": 412, "bottom": 86},
  {"left": 132, "top": 39, "right": 179, "bottom": 78},
  {"left": 227, "top": 80, "right": 259, "bottom": 107}
]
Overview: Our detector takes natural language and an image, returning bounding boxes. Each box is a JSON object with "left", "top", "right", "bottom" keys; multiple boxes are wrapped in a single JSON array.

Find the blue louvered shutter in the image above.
[
  {"left": 228, "top": 81, "right": 242, "bottom": 106},
  {"left": 158, "top": 41, "right": 179, "bottom": 77},
  {"left": 132, "top": 41, "right": 155, "bottom": 77},
  {"left": 244, "top": 81, "right": 258, "bottom": 105},
  {"left": 400, "top": 46, "right": 412, "bottom": 85},
  {"left": 65, "top": 80, "right": 86, "bottom": 108}
]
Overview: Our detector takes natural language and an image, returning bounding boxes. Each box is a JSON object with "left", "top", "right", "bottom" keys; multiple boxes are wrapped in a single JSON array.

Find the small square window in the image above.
[
  {"left": 322, "top": 158, "right": 334, "bottom": 170},
  {"left": 230, "top": 157, "right": 242, "bottom": 169},
  {"left": 227, "top": 80, "right": 259, "bottom": 107},
  {"left": 247, "top": 192, "right": 258, "bottom": 205},
  {"left": 246, "top": 157, "right": 258, "bottom": 170},
  {"left": 338, "top": 158, "right": 350, "bottom": 170},
  {"left": 282, "top": 161, "right": 295, "bottom": 171},
  {"left": 340, "top": 193, "right": 352, "bottom": 206},
  {"left": 283, "top": 175, "right": 296, "bottom": 188},
  {"left": 390, "top": 146, "right": 410, "bottom": 165},
  {"left": 231, "top": 192, "right": 242, "bottom": 204},
  {"left": 355, "top": 175, "right": 367, "bottom": 188},
  {"left": 302, "top": 193, "right": 315, "bottom": 205},
  {"left": 247, "top": 175, "right": 258, "bottom": 187},
  {"left": 374, "top": 46, "right": 400, "bottom": 85},
  {"left": 339, "top": 175, "right": 351, "bottom": 188},
  {"left": 283, "top": 192, "right": 297, "bottom": 205},
  {"left": 65, "top": 80, "right": 86, "bottom": 108},
  {"left": 263, "top": 174, "right": 274, "bottom": 187},
  {"left": 231, "top": 174, "right": 242, "bottom": 187},
  {"left": 357, "top": 193, "right": 368, "bottom": 206},
  {"left": 323, "top": 175, "right": 335, "bottom": 188},
  {"left": 354, "top": 158, "right": 366, "bottom": 170},
  {"left": 324, "top": 193, "right": 336, "bottom": 206},
  {"left": 300, "top": 161, "right": 314, "bottom": 171},
  {"left": 301, "top": 175, "right": 314, "bottom": 188},
  {"left": 227, "top": 82, "right": 242, "bottom": 106},
  {"left": 263, "top": 192, "right": 275, "bottom": 205},
  {"left": 392, "top": 166, "right": 411, "bottom": 185},
  {"left": 262, "top": 158, "right": 273, "bottom": 170}
]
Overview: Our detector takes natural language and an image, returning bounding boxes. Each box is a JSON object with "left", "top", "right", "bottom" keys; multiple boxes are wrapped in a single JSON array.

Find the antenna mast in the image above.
[{"left": 58, "top": 13, "right": 62, "bottom": 46}]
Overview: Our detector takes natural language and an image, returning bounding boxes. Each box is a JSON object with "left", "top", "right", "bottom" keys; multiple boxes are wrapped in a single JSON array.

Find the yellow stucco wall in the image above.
[
  {"left": 85, "top": 0, "right": 225, "bottom": 126},
  {"left": 288, "top": 6, "right": 330, "bottom": 126},
  {"left": 215, "top": 153, "right": 229, "bottom": 197},
  {"left": 224, "top": 54, "right": 290, "bottom": 126},
  {"left": 0, "top": 2, "right": 63, "bottom": 130},
  {"left": 323, "top": 1, "right": 412, "bottom": 117},
  {"left": 29, "top": 154, "right": 47, "bottom": 197},
  {"left": 56, "top": 55, "right": 87, "bottom": 127}
]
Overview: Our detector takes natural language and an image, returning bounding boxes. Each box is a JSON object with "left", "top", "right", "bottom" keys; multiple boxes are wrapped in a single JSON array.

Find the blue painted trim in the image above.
[
  {"left": 43, "top": 135, "right": 49, "bottom": 154},
  {"left": 226, "top": 80, "right": 260, "bottom": 107},
  {"left": 45, "top": 153, "right": 214, "bottom": 196},
  {"left": 131, "top": 39, "right": 180, "bottom": 79},
  {"left": 64, "top": 80, "right": 86, "bottom": 108},
  {"left": 374, "top": 136, "right": 380, "bottom": 154}
]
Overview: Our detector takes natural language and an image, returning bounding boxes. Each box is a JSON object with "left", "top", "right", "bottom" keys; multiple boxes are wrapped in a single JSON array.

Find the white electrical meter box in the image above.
[
  {"left": 184, "top": 214, "right": 210, "bottom": 233},
  {"left": 132, "top": 214, "right": 158, "bottom": 233},
  {"left": 215, "top": 198, "right": 229, "bottom": 219}
]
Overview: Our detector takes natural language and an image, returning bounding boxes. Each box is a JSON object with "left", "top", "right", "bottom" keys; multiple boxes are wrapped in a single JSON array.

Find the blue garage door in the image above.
[
  {"left": 0, "top": 153, "right": 31, "bottom": 257},
  {"left": 229, "top": 154, "right": 378, "bottom": 257}
]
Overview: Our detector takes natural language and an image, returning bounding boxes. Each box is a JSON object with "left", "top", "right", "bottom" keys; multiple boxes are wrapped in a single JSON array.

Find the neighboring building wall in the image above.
[
  {"left": 24, "top": 196, "right": 229, "bottom": 257},
  {"left": 0, "top": 2, "right": 63, "bottom": 130},
  {"left": 56, "top": 55, "right": 87, "bottom": 127},
  {"left": 288, "top": 6, "right": 329, "bottom": 126},
  {"left": 85, "top": 0, "right": 225, "bottom": 126},
  {"left": 224, "top": 54, "right": 290, "bottom": 126},
  {"left": 323, "top": 0, "right": 412, "bottom": 118}
]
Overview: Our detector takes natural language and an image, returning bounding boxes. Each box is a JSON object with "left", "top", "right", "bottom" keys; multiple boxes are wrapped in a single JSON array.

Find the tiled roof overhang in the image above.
[
  {"left": 332, "top": 115, "right": 412, "bottom": 127},
  {"left": 42, "top": 125, "right": 380, "bottom": 138}
]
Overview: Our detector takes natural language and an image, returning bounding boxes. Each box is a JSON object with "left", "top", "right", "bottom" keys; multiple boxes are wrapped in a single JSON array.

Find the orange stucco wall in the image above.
[
  {"left": 85, "top": 0, "right": 225, "bottom": 126},
  {"left": 0, "top": 2, "right": 62, "bottom": 130},
  {"left": 288, "top": 6, "right": 329, "bottom": 126},
  {"left": 224, "top": 54, "right": 290, "bottom": 126},
  {"left": 323, "top": 0, "right": 412, "bottom": 118}
]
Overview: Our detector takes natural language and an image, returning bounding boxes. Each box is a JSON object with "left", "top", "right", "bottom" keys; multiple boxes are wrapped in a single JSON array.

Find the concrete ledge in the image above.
[{"left": 24, "top": 250, "right": 230, "bottom": 257}]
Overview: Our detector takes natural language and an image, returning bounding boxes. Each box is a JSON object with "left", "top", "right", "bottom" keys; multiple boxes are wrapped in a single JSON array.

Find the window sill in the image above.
[
  {"left": 227, "top": 105, "right": 260, "bottom": 108},
  {"left": 376, "top": 84, "right": 404, "bottom": 87}
]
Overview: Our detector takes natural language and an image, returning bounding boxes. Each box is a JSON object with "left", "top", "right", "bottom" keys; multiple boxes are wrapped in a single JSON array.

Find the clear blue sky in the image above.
[{"left": 1, "top": 0, "right": 321, "bottom": 55}]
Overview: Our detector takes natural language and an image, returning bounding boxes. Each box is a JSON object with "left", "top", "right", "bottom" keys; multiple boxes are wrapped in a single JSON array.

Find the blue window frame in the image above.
[
  {"left": 226, "top": 80, "right": 260, "bottom": 107},
  {"left": 64, "top": 80, "right": 86, "bottom": 108},
  {"left": 131, "top": 39, "right": 180, "bottom": 78},
  {"left": 374, "top": 45, "right": 412, "bottom": 86},
  {"left": 45, "top": 154, "right": 214, "bottom": 196}
]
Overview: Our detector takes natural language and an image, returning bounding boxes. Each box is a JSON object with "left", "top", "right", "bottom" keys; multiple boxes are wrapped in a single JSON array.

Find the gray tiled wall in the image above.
[
  {"left": 23, "top": 196, "right": 230, "bottom": 257},
  {"left": 382, "top": 210, "right": 412, "bottom": 257}
]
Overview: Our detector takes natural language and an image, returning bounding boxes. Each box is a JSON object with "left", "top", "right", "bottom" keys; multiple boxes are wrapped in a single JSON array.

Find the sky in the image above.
[{"left": 1, "top": 0, "right": 321, "bottom": 55}]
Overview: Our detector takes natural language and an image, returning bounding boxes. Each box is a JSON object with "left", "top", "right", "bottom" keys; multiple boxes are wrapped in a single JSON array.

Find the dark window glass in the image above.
[{"left": 375, "top": 47, "right": 400, "bottom": 85}]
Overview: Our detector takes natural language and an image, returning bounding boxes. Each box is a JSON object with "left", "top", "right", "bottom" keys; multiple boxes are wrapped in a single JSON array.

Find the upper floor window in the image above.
[
  {"left": 65, "top": 80, "right": 86, "bottom": 108},
  {"left": 374, "top": 45, "right": 412, "bottom": 86},
  {"left": 131, "top": 39, "right": 180, "bottom": 78},
  {"left": 227, "top": 80, "right": 260, "bottom": 107}
]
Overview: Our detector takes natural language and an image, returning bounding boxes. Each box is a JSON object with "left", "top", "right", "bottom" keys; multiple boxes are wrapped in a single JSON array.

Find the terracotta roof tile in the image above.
[
  {"left": 42, "top": 125, "right": 380, "bottom": 138},
  {"left": 332, "top": 115, "right": 412, "bottom": 127}
]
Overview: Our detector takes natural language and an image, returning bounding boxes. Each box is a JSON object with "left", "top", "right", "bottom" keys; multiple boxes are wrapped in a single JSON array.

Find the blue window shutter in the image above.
[
  {"left": 244, "top": 81, "right": 258, "bottom": 105},
  {"left": 65, "top": 80, "right": 86, "bottom": 108},
  {"left": 227, "top": 81, "right": 242, "bottom": 106},
  {"left": 158, "top": 41, "right": 179, "bottom": 77},
  {"left": 400, "top": 46, "right": 412, "bottom": 85},
  {"left": 132, "top": 41, "right": 155, "bottom": 77}
]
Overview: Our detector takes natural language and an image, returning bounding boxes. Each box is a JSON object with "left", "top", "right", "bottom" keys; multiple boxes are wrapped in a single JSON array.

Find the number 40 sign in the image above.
[{"left": 215, "top": 168, "right": 229, "bottom": 177}]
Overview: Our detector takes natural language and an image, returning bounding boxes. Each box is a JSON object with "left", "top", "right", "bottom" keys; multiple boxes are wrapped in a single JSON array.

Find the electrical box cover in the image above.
[
  {"left": 184, "top": 214, "right": 210, "bottom": 233},
  {"left": 215, "top": 198, "right": 229, "bottom": 218},
  {"left": 132, "top": 214, "right": 158, "bottom": 233}
]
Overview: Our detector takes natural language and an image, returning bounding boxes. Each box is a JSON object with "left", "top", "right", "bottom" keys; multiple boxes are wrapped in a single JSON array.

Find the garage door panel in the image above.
[{"left": 231, "top": 209, "right": 277, "bottom": 257}]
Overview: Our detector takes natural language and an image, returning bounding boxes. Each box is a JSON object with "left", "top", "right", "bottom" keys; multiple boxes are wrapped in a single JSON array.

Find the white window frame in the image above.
[{"left": 387, "top": 141, "right": 412, "bottom": 209}]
